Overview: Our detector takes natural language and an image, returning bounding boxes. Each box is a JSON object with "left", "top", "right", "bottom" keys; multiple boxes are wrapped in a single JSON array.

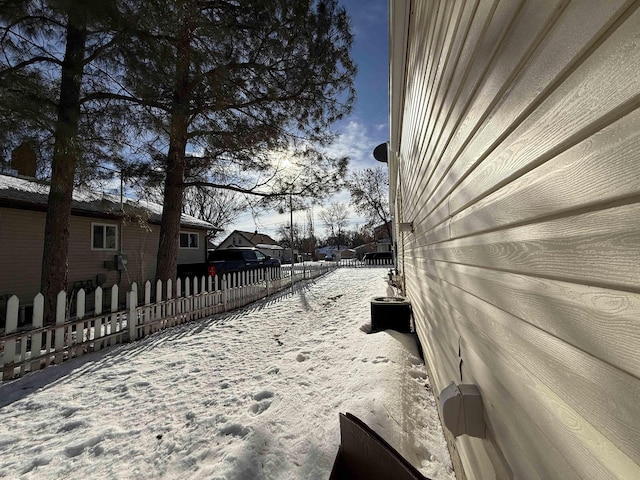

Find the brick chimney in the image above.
[{"left": 11, "top": 142, "right": 37, "bottom": 178}]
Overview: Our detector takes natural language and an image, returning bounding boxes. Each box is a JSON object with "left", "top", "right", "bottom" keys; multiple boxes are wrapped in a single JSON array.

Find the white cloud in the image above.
[{"left": 324, "top": 120, "right": 382, "bottom": 172}]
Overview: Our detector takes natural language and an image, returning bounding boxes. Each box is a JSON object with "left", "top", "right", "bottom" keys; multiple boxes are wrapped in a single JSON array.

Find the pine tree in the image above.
[
  {"left": 1, "top": 0, "right": 127, "bottom": 320},
  {"left": 118, "top": 0, "right": 356, "bottom": 282}
]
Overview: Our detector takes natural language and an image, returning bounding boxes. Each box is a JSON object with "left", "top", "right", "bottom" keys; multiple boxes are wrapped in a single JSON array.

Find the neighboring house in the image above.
[
  {"left": 315, "top": 245, "right": 338, "bottom": 260},
  {"left": 353, "top": 243, "right": 376, "bottom": 259},
  {"left": 0, "top": 173, "right": 215, "bottom": 303},
  {"left": 388, "top": 2, "right": 640, "bottom": 480},
  {"left": 372, "top": 221, "right": 392, "bottom": 252},
  {"left": 216, "top": 230, "right": 285, "bottom": 261}
]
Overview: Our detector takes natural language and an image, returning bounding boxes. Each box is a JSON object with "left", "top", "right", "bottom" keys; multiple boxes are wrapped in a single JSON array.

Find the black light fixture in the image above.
[{"left": 373, "top": 142, "right": 388, "bottom": 163}]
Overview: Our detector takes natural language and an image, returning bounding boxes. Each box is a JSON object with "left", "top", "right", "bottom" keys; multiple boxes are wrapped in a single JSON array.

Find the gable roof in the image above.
[
  {"left": 0, "top": 174, "right": 216, "bottom": 230},
  {"left": 235, "top": 230, "right": 279, "bottom": 246}
]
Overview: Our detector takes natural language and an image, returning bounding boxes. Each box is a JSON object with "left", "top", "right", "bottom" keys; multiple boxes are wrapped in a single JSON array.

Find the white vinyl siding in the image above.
[{"left": 390, "top": 0, "right": 640, "bottom": 479}]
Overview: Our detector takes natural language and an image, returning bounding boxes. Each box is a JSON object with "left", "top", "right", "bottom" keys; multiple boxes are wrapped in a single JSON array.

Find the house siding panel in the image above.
[
  {"left": 67, "top": 216, "right": 120, "bottom": 290},
  {"left": 177, "top": 229, "right": 206, "bottom": 265},
  {"left": 121, "top": 222, "right": 159, "bottom": 286},
  {"left": 0, "top": 208, "right": 45, "bottom": 299},
  {"left": 0, "top": 206, "right": 204, "bottom": 304},
  {"left": 390, "top": 0, "right": 640, "bottom": 478}
]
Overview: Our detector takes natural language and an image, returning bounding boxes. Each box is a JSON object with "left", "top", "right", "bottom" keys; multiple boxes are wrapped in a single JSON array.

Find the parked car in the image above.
[
  {"left": 176, "top": 247, "right": 281, "bottom": 282},
  {"left": 206, "top": 247, "right": 281, "bottom": 277},
  {"left": 362, "top": 251, "right": 393, "bottom": 265}
]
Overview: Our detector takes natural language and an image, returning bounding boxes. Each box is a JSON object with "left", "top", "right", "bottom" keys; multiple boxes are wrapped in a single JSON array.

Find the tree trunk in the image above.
[
  {"left": 41, "top": 21, "right": 87, "bottom": 324},
  {"left": 155, "top": 141, "right": 186, "bottom": 282},
  {"left": 155, "top": 6, "right": 192, "bottom": 283}
]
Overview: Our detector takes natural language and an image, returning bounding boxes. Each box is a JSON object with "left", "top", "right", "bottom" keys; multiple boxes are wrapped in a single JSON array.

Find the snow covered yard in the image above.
[{"left": 0, "top": 268, "right": 454, "bottom": 480}]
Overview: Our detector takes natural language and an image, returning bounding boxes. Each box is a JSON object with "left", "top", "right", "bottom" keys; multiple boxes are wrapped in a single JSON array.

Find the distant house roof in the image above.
[
  {"left": 255, "top": 243, "right": 284, "bottom": 251},
  {"left": 234, "top": 230, "right": 280, "bottom": 246},
  {"left": 0, "top": 174, "right": 217, "bottom": 230},
  {"left": 373, "top": 221, "right": 392, "bottom": 240},
  {"left": 316, "top": 245, "right": 339, "bottom": 255}
]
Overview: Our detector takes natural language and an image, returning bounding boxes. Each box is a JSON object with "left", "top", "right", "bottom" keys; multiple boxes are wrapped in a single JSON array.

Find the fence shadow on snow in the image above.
[{"left": 0, "top": 264, "right": 341, "bottom": 381}]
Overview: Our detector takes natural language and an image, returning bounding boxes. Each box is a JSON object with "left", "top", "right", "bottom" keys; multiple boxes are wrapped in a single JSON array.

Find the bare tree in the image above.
[
  {"left": 182, "top": 186, "right": 246, "bottom": 243},
  {"left": 276, "top": 221, "right": 302, "bottom": 250},
  {"left": 347, "top": 167, "right": 391, "bottom": 240},
  {"left": 319, "top": 201, "right": 349, "bottom": 247}
]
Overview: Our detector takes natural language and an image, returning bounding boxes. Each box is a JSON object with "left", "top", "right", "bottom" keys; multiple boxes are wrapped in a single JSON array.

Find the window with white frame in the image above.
[
  {"left": 179, "top": 232, "right": 199, "bottom": 249},
  {"left": 92, "top": 223, "right": 117, "bottom": 250}
]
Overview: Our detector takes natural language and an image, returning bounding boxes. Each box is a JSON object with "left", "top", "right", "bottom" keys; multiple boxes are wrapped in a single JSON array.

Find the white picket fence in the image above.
[
  {"left": 333, "top": 258, "right": 395, "bottom": 268},
  {"left": 1, "top": 264, "right": 335, "bottom": 381}
]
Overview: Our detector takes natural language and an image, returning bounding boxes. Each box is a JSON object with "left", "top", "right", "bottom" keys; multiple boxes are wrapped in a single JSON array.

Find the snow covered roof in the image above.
[
  {"left": 0, "top": 174, "right": 216, "bottom": 230},
  {"left": 239, "top": 230, "right": 277, "bottom": 245},
  {"left": 255, "top": 243, "right": 284, "bottom": 250}
]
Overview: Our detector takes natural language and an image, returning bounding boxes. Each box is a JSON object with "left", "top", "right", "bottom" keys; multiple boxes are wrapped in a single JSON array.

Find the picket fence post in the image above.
[
  {"left": 53, "top": 290, "right": 66, "bottom": 364},
  {"left": 166, "top": 278, "right": 173, "bottom": 326},
  {"left": 222, "top": 275, "right": 228, "bottom": 311},
  {"left": 202, "top": 276, "right": 207, "bottom": 314},
  {"left": 128, "top": 284, "right": 138, "bottom": 342},
  {"left": 76, "top": 289, "right": 86, "bottom": 355},
  {"left": 93, "top": 287, "right": 103, "bottom": 350},
  {"left": 156, "top": 280, "right": 163, "bottom": 329},
  {"left": 1, "top": 296, "right": 19, "bottom": 380},
  {"left": 205, "top": 276, "right": 210, "bottom": 315},
  {"left": 27, "top": 293, "right": 44, "bottom": 372},
  {"left": 173, "top": 278, "right": 180, "bottom": 327},
  {"left": 192, "top": 277, "right": 198, "bottom": 321},
  {"left": 109, "top": 285, "right": 119, "bottom": 344},
  {"left": 144, "top": 281, "right": 152, "bottom": 335},
  {"left": 213, "top": 275, "right": 219, "bottom": 312}
]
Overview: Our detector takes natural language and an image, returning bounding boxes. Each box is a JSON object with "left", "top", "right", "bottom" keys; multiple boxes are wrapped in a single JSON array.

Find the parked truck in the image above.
[
  {"left": 176, "top": 247, "right": 281, "bottom": 286},
  {"left": 206, "top": 247, "right": 281, "bottom": 277}
]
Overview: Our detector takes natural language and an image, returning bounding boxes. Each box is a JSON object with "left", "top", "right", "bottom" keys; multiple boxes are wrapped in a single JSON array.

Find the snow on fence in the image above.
[{"left": 1, "top": 264, "right": 335, "bottom": 381}]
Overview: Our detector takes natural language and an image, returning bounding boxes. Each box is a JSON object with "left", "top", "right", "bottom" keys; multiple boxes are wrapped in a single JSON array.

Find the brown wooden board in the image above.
[{"left": 329, "top": 413, "right": 431, "bottom": 480}]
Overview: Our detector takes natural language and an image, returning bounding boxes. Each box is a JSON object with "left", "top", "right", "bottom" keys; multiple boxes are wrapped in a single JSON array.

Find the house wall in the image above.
[
  {"left": 121, "top": 221, "right": 159, "bottom": 287},
  {"left": 216, "top": 232, "right": 285, "bottom": 260},
  {"left": 0, "top": 207, "right": 45, "bottom": 300},
  {"left": 390, "top": 1, "right": 640, "bottom": 479},
  {"left": 217, "top": 232, "right": 249, "bottom": 249},
  {"left": 0, "top": 207, "right": 201, "bottom": 304},
  {"left": 0, "top": 210, "right": 160, "bottom": 301},
  {"left": 67, "top": 216, "right": 124, "bottom": 292},
  {"left": 177, "top": 228, "right": 207, "bottom": 265}
]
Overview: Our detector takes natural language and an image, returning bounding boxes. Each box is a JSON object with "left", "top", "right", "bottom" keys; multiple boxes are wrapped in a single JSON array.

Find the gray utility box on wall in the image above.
[
  {"left": 370, "top": 297, "right": 412, "bottom": 333},
  {"left": 439, "top": 383, "right": 485, "bottom": 438}
]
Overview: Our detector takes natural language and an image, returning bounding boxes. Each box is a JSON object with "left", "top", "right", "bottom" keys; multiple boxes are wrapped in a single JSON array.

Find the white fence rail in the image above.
[
  {"left": 1, "top": 264, "right": 335, "bottom": 381},
  {"left": 331, "top": 258, "right": 395, "bottom": 268}
]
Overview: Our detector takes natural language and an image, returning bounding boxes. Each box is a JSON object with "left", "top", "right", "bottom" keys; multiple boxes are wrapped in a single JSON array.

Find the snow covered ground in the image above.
[{"left": 0, "top": 268, "right": 454, "bottom": 480}]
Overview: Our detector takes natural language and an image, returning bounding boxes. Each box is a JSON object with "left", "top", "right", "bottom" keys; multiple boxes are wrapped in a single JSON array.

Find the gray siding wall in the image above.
[
  {"left": 0, "top": 208, "right": 45, "bottom": 300},
  {"left": 390, "top": 0, "right": 640, "bottom": 478},
  {"left": 177, "top": 229, "right": 207, "bottom": 265},
  {"left": 0, "top": 209, "right": 161, "bottom": 301}
]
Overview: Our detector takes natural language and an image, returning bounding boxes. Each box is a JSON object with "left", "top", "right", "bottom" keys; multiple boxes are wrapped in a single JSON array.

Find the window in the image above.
[
  {"left": 180, "top": 232, "right": 199, "bottom": 249},
  {"left": 92, "top": 223, "right": 117, "bottom": 250}
]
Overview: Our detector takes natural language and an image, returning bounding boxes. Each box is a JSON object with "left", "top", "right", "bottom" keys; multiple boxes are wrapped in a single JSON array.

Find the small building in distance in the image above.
[{"left": 215, "top": 230, "right": 285, "bottom": 261}]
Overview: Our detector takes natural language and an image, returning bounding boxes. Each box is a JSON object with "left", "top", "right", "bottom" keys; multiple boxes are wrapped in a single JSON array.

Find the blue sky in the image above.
[{"left": 232, "top": 0, "right": 389, "bottom": 240}]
